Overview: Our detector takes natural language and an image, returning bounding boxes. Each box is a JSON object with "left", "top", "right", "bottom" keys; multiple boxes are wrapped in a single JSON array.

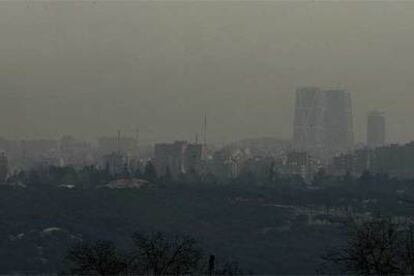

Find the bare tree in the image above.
[
  {"left": 322, "top": 217, "right": 414, "bottom": 275},
  {"left": 65, "top": 240, "right": 127, "bottom": 275},
  {"left": 401, "top": 225, "right": 414, "bottom": 275},
  {"left": 64, "top": 231, "right": 242, "bottom": 275},
  {"left": 128, "top": 231, "right": 203, "bottom": 275}
]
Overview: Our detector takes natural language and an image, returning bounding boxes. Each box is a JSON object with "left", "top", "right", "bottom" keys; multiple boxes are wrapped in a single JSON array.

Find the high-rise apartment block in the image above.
[
  {"left": 293, "top": 87, "right": 354, "bottom": 160},
  {"left": 293, "top": 87, "right": 326, "bottom": 157},
  {"left": 367, "top": 111, "right": 386, "bottom": 148}
]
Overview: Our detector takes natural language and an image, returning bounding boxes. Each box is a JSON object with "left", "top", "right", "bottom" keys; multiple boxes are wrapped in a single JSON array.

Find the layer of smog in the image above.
[{"left": 1, "top": 1, "right": 414, "bottom": 275}]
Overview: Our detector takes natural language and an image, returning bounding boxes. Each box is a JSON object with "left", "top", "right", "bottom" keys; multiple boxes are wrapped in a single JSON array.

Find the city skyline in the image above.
[{"left": 0, "top": 87, "right": 399, "bottom": 147}]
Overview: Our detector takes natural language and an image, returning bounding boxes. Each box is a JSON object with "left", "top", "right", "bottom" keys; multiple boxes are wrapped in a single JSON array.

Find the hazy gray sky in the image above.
[{"left": 1, "top": 1, "right": 414, "bottom": 144}]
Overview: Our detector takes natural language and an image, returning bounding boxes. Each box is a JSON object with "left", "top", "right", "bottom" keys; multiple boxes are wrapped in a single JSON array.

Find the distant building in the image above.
[
  {"left": 211, "top": 148, "right": 246, "bottom": 179},
  {"left": 154, "top": 141, "right": 187, "bottom": 178},
  {"left": 330, "top": 148, "right": 371, "bottom": 176},
  {"left": 328, "top": 142, "right": 414, "bottom": 178},
  {"left": 281, "top": 151, "right": 319, "bottom": 181},
  {"left": 102, "top": 152, "right": 124, "bottom": 176},
  {"left": 0, "top": 152, "right": 8, "bottom": 183},
  {"left": 293, "top": 87, "right": 326, "bottom": 157},
  {"left": 239, "top": 156, "right": 275, "bottom": 181},
  {"left": 293, "top": 87, "right": 354, "bottom": 160},
  {"left": 153, "top": 141, "right": 204, "bottom": 178},
  {"left": 367, "top": 111, "right": 385, "bottom": 149},
  {"left": 323, "top": 89, "right": 354, "bottom": 158},
  {"left": 127, "top": 156, "right": 146, "bottom": 176},
  {"left": 184, "top": 143, "right": 203, "bottom": 173},
  {"left": 330, "top": 152, "right": 354, "bottom": 176},
  {"left": 221, "top": 137, "right": 290, "bottom": 158},
  {"left": 59, "top": 136, "right": 95, "bottom": 167}
]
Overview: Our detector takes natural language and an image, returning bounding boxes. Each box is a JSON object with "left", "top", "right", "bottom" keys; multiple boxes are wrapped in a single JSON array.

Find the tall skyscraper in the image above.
[
  {"left": 293, "top": 87, "right": 326, "bottom": 156},
  {"left": 367, "top": 111, "right": 385, "bottom": 148},
  {"left": 293, "top": 87, "right": 354, "bottom": 160},
  {"left": 323, "top": 89, "right": 354, "bottom": 157}
]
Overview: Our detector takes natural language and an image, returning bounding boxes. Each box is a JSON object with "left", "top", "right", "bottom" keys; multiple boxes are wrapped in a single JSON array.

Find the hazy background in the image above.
[{"left": 1, "top": 1, "right": 413, "bottom": 144}]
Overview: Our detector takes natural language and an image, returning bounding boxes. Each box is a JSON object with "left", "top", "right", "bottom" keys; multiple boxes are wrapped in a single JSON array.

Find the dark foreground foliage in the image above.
[
  {"left": 322, "top": 217, "right": 414, "bottom": 275},
  {"left": 64, "top": 231, "right": 241, "bottom": 275},
  {"left": 66, "top": 240, "right": 127, "bottom": 275}
]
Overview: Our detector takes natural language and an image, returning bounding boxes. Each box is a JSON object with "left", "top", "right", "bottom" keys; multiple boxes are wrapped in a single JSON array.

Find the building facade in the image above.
[
  {"left": 323, "top": 89, "right": 354, "bottom": 158},
  {"left": 367, "top": 111, "right": 386, "bottom": 149},
  {"left": 293, "top": 87, "right": 354, "bottom": 161},
  {"left": 293, "top": 87, "right": 326, "bottom": 157}
]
